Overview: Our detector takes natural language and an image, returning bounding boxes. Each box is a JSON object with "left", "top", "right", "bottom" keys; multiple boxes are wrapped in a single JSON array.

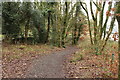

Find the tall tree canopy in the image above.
[{"left": 2, "top": 2, "right": 86, "bottom": 46}]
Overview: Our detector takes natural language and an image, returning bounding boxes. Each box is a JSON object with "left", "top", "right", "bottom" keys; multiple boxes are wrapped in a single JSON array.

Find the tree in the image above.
[
  {"left": 80, "top": 1, "right": 116, "bottom": 53},
  {"left": 73, "top": 3, "right": 80, "bottom": 45},
  {"left": 61, "top": 2, "right": 68, "bottom": 47},
  {"left": 80, "top": 2, "right": 93, "bottom": 45},
  {"left": 31, "top": 2, "right": 46, "bottom": 43},
  {"left": 20, "top": 2, "right": 33, "bottom": 44},
  {"left": 45, "top": 2, "right": 54, "bottom": 43},
  {"left": 2, "top": 2, "right": 85, "bottom": 46},
  {"left": 2, "top": 2, "right": 21, "bottom": 42},
  {"left": 116, "top": 1, "right": 120, "bottom": 79},
  {"left": 72, "top": 2, "right": 85, "bottom": 45}
]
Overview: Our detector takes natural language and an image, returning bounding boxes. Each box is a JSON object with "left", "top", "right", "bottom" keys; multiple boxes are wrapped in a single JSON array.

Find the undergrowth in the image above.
[{"left": 69, "top": 38, "right": 118, "bottom": 78}]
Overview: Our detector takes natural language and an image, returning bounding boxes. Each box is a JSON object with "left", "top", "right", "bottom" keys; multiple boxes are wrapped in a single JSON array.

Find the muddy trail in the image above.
[{"left": 26, "top": 46, "right": 79, "bottom": 78}]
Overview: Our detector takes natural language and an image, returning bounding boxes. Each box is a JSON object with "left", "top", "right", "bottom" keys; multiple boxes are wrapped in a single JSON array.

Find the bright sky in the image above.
[{"left": 84, "top": 0, "right": 118, "bottom": 33}]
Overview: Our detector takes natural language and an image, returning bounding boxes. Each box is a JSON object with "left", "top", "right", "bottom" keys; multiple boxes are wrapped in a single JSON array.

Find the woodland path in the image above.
[{"left": 26, "top": 46, "right": 79, "bottom": 78}]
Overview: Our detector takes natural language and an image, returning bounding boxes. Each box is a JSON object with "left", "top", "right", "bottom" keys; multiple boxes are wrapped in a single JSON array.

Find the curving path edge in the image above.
[{"left": 26, "top": 46, "right": 79, "bottom": 78}]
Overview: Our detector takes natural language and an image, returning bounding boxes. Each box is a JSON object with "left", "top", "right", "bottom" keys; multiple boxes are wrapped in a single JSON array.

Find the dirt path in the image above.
[{"left": 26, "top": 46, "right": 79, "bottom": 78}]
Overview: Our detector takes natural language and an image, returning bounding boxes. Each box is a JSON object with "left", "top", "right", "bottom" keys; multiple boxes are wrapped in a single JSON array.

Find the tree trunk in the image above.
[
  {"left": 80, "top": 2, "right": 93, "bottom": 45},
  {"left": 25, "top": 19, "right": 29, "bottom": 44},
  {"left": 116, "top": 2, "right": 120, "bottom": 77},
  {"left": 73, "top": 24, "right": 77, "bottom": 45},
  {"left": 116, "top": 1, "right": 120, "bottom": 80},
  {"left": 117, "top": 18, "right": 120, "bottom": 80},
  {"left": 102, "top": 3, "right": 112, "bottom": 40},
  {"left": 61, "top": 2, "right": 68, "bottom": 47},
  {"left": 99, "top": 2, "right": 106, "bottom": 39},
  {"left": 73, "top": 5, "right": 79, "bottom": 45},
  {"left": 90, "top": 1, "right": 98, "bottom": 44},
  {"left": 95, "top": 7, "right": 98, "bottom": 44},
  {"left": 118, "top": 17, "right": 120, "bottom": 79},
  {"left": 45, "top": 11, "right": 51, "bottom": 43},
  {"left": 76, "top": 24, "right": 82, "bottom": 43},
  {"left": 100, "top": 15, "right": 116, "bottom": 52}
]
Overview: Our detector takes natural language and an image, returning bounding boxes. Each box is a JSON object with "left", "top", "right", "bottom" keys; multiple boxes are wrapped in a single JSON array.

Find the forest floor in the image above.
[
  {"left": 2, "top": 43, "right": 64, "bottom": 78},
  {"left": 2, "top": 38, "right": 118, "bottom": 78},
  {"left": 65, "top": 39, "right": 118, "bottom": 78}
]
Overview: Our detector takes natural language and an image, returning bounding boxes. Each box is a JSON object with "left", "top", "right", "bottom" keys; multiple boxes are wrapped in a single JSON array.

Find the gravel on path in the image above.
[{"left": 26, "top": 46, "right": 79, "bottom": 78}]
